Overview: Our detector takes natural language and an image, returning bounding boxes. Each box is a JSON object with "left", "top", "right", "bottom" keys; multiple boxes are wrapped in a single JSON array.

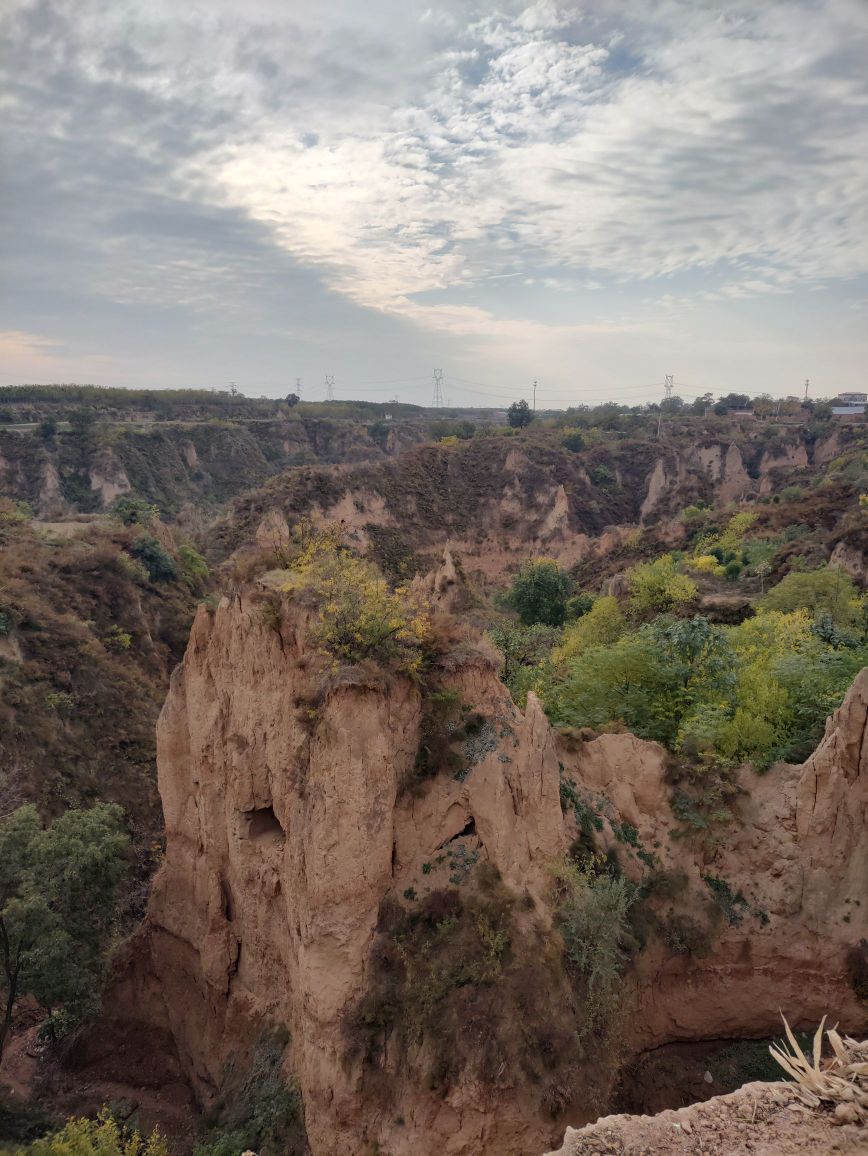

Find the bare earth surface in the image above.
[{"left": 546, "top": 1082, "right": 868, "bottom": 1155}]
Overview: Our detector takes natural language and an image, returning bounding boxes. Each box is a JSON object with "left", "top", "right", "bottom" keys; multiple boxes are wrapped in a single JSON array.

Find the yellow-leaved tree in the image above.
[
  {"left": 281, "top": 526, "right": 432, "bottom": 675},
  {"left": 2, "top": 1112, "right": 169, "bottom": 1156}
]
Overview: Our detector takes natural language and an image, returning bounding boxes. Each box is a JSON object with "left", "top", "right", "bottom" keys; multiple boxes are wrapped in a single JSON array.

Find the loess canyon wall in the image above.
[
  {"left": 106, "top": 587, "right": 868, "bottom": 1155},
  {"left": 218, "top": 425, "right": 867, "bottom": 590}
]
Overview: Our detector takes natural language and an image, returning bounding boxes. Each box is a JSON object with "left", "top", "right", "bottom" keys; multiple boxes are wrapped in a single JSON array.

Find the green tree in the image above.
[
  {"left": 68, "top": 408, "right": 97, "bottom": 440},
  {"left": 627, "top": 555, "right": 697, "bottom": 616},
  {"left": 546, "top": 630, "right": 683, "bottom": 744},
  {"left": 2, "top": 1111, "right": 168, "bottom": 1156},
  {"left": 505, "top": 558, "right": 572, "bottom": 626},
  {"left": 178, "top": 544, "right": 210, "bottom": 591},
  {"left": 507, "top": 399, "right": 533, "bottom": 428},
  {"left": 556, "top": 596, "right": 626, "bottom": 663},
  {"left": 553, "top": 861, "right": 635, "bottom": 1039},
  {"left": 110, "top": 496, "right": 159, "bottom": 526},
  {"left": 759, "top": 567, "right": 861, "bottom": 628},
  {"left": 488, "top": 622, "right": 559, "bottom": 704},
  {"left": 0, "top": 805, "right": 128, "bottom": 1062}
]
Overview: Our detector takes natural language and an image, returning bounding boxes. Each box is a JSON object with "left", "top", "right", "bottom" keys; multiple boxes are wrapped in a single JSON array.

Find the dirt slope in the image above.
[{"left": 546, "top": 1080, "right": 867, "bottom": 1155}]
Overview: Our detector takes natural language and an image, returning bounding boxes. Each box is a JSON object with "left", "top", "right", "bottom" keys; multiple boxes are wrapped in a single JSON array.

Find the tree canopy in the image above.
[
  {"left": 505, "top": 558, "right": 572, "bottom": 626},
  {"left": 507, "top": 399, "right": 533, "bottom": 428},
  {"left": 0, "top": 804, "right": 129, "bottom": 1061}
]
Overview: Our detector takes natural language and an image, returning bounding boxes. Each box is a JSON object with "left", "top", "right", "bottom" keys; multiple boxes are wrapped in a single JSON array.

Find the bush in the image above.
[
  {"left": 345, "top": 867, "right": 583, "bottom": 1111},
  {"left": 103, "top": 625, "right": 133, "bottom": 652},
  {"left": 588, "top": 464, "right": 615, "bottom": 489},
  {"left": 488, "top": 622, "right": 559, "bottom": 704},
  {"left": 178, "top": 544, "right": 209, "bottom": 591},
  {"left": 4, "top": 1111, "right": 169, "bottom": 1156},
  {"left": 565, "top": 593, "right": 594, "bottom": 620},
  {"left": 555, "top": 596, "right": 626, "bottom": 664},
  {"left": 194, "top": 1028, "right": 305, "bottom": 1156},
  {"left": 552, "top": 861, "right": 635, "bottom": 1040},
  {"left": 760, "top": 566, "right": 861, "bottom": 628},
  {"left": 562, "top": 430, "right": 585, "bottom": 453},
  {"left": 110, "top": 496, "right": 159, "bottom": 526},
  {"left": 128, "top": 536, "right": 177, "bottom": 583},
  {"left": 627, "top": 555, "right": 696, "bottom": 616},
  {"left": 542, "top": 561, "right": 868, "bottom": 769}
]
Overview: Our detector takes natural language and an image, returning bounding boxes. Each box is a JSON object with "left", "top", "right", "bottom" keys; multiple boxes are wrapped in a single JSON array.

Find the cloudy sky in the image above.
[{"left": 1, "top": 0, "right": 867, "bottom": 407}]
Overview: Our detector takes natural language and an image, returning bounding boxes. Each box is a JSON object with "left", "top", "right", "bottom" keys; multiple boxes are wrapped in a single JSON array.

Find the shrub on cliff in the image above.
[
  {"left": 555, "top": 596, "right": 626, "bottom": 664},
  {"left": 346, "top": 867, "right": 582, "bottom": 1113},
  {"left": 551, "top": 860, "right": 635, "bottom": 1043},
  {"left": 110, "top": 496, "right": 160, "bottom": 526},
  {"left": 194, "top": 1028, "right": 305, "bottom": 1156},
  {"left": 487, "top": 621, "right": 560, "bottom": 705},
  {"left": 282, "top": 528, "right": 432, "bottom": 675}
]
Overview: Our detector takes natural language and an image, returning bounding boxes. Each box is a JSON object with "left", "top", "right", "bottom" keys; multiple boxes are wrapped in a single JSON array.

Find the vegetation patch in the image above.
[
  {"left": 550, "top": 859, "right": 635, "bottom": 1072},
  {"left": 195, "top": 1027, "right": 306, "bottom": 1156},
  {"left": 345, "top": 867, "right": 581, "bottom": 1114}
]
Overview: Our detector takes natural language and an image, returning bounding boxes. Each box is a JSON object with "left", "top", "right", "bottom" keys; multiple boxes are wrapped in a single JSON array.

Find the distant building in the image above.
[{"left": 833, "top": 392, "right": 866, "bottom": 418}]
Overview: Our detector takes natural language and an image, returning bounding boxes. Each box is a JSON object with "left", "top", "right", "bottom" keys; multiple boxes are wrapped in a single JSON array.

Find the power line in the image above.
[{"left": 657, "top": 374, "right": 674, "bottom": 440}]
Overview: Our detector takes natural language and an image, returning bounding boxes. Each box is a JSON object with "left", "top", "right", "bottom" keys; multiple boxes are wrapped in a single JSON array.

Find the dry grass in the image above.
[{"left": 771, "top": 1016, "right": 868, "bottom": 1125}]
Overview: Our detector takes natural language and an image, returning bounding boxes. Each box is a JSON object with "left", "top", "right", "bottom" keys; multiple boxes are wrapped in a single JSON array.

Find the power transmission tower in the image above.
[
  {"left": 656, "top": 374, "right": 674, "bottom": 439},
  {"left": 432, "top": 368, "right": 444, "bottom": 408},
  {"left": 295, "top": 377, "right": 302, "bottom": 400},
  {"left": 325, "top": 375, "right": 335, "bottom": 402},
  {"left": 804, "top": 378, "right": 810, "bottom": 402},
  {"left": 229, "top": 381, "right": 238, "bottom": 397},
  {"left": 533, "top": 379, "right": 537, "bottom": 411}
]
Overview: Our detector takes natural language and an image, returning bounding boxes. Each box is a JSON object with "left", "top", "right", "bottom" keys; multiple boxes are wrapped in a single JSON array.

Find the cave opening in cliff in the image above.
[
  {"left": 242, "top": 804, "right": 285, "bottom": 842},
  {"left": 438, "top": 816, "right": 477, "bottom": 848}
]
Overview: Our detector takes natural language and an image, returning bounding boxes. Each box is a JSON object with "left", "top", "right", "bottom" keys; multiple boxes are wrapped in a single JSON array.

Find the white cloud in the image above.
[
  {"left": 179, "top": 0, "right": 868, "bottom": 338},
  {"left": 2, "top": 0, "right": 867, "bottom": 394}
]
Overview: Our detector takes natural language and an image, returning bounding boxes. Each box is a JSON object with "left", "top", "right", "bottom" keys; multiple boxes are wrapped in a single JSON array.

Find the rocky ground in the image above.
[{"left": 546, "top": 1081, "right": 868, "bottom": 1155}]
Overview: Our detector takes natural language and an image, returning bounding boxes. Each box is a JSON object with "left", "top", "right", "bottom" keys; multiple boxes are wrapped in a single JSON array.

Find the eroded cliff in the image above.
[{"left": 111, "top": 589, "right": 868, "bottom": 1155}]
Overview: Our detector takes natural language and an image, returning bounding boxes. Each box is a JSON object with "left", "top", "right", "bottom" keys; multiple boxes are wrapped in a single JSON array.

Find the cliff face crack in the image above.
[{"left": 855, "top": 704, "right": 868, "bottom": 781}]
